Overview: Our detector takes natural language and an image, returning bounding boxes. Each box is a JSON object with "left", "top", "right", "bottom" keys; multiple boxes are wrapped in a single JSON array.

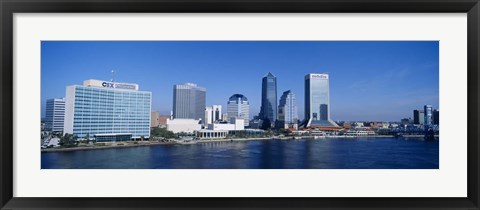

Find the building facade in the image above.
[
  {"left": 151, "top": 111, "right": 160, "bottom": 127},
  {"left": 204, "top": 105, "right": 222, "bottom": 126},
  {"left": 63, "top": 79, "right": 151, "bottom": 140},
  {"left": 259, "top": 72, "right": 277, "bottom": 126},
  {"left": 433, "top": 109, "right": 439, "bottom": 125},
  {"left": 166, "top": 118, "right": 201, "bottom": 134},
  {"left": 172, "top": 83, "right": 206, "bottom": 121},
  {"left": 424, "top": 105, "right": 433, "bottom": 128},
  {"left": 277, "top": 90, "right": 298, "bottom": 129},
  {"left": 227, "top": 94, "right": 250, "bottom": 126},
  {"left": 304, "top": 73, "right": 338, "bottom": 127},
  {"left": 413, "top": 109, "right": 425, "bottom": 125},
  {"left": 45, "top": 98, "right": 66, "bottom": 132}
]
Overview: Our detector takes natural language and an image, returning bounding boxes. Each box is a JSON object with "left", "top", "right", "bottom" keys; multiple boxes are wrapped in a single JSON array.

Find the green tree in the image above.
[
  {"left": 85, "top": 133, "right": 90, "bottom": 144},
  {"left": 151, "top": 127, "right": 176, "bottom": 139},
  {"left": 59, "top": 133, "right": 77, "bottom": 148}
]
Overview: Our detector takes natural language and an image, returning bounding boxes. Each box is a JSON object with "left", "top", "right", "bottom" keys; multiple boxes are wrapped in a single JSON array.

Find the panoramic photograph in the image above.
[{"left": 40, "top": 41, "right": 439, "bottom": 169}]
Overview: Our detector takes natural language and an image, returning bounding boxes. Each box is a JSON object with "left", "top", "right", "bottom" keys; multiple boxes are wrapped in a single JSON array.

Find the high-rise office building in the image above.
[
  {"left": 304, "top": 73, "right": 338, "bottom": 127},
  {"left": 259, "top": 72, "right": 277, "bottom": 126},
  {"left": 433, "top": 109, "right": 439, "bottom": 125},
  {"left": 45, "top": 98, "right": 66, "bottom": 132},
  {"left": 172, "top": 83, "right": 206, "bottom": 121},
  {"left": 63, "top": 79, "right": 151, "bottom": 141},
  {"left": 413, "top": 109, "right": 425, "bottom": 125},
  {"left": 424, "top": 105, "right": 433, "bottom": 129},
  {"left": 205, "top": 105, "right": 222, "bottom": 126},
  {"left": 277, "top": 90, "right": 298, "bottom": 129},
  {"left": 227, "top": 94, "right": 250, "bottom": 126}
]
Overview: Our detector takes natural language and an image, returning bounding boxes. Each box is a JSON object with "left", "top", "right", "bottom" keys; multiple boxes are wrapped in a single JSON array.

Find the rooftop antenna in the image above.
[{"left": 111, "top": 70, "right": 115, "bottom": 83}]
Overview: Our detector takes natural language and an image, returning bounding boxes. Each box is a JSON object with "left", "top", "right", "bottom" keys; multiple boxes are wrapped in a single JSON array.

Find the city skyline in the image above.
[{"left": 42, "top": 41, "right": 439, "bottom": 121}]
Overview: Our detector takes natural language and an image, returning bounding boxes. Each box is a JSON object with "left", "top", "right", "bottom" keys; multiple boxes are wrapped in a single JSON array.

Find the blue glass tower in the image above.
[
  {"left": 304, "top": 73, "right": 338, "bottom": 127},
  {"left": 260, "top": 72, "right": 277, "bottom": 126}
]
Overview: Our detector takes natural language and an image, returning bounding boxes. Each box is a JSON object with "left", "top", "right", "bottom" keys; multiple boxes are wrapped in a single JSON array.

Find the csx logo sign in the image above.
[{"left": 102, "top": 82, "right": 115, "bottom": 88}]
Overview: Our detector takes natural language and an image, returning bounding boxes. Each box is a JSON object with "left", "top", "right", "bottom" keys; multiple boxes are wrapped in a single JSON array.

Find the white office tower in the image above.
[
  {"left": 63, "top": 79, "right": 152, "bottom": 141},
  {"left": 227, "top": 94, "right": 250, "bottom": 126},
  {"left": 45, "top": 98, "right": 66, "bottom": 132}
]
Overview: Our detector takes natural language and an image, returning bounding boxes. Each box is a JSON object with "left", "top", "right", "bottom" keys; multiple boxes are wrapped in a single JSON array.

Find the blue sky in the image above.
[{"left": 41, "top": 41, "right": 439, "bottom": 122}]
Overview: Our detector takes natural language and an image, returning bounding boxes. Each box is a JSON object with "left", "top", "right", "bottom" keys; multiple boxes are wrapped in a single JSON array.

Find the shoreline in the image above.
[{"left": 41, "top": 135, "right": 433, "bottom": 153}]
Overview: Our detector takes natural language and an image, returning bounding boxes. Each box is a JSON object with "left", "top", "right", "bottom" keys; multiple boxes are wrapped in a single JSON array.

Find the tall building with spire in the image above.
[
  {"left": 259, "top": 72, "right": 277, "bottom": 127},
  {"left": 304, "top": 73, "right": 338, "bottom": 127}
]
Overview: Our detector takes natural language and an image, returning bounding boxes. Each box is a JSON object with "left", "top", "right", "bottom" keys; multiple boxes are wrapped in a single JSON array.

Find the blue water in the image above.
[{"left": 41, "top": 138, "right": 439, "bottom": 169}]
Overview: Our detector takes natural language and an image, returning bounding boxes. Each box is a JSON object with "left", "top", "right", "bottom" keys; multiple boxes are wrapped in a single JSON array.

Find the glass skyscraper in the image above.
[
  {"left": 277, "top": 90, "right": 298, "bottom": 129},
  {"left": 260, "top": 72, "right": 277, "bottom": 125},
  {"left": 45, "top": 98, "right": 65, "bottom": 132},
  {"left": 304, "top": 73, "right": 338, "bottom": 127},
  {"left": 424, "top": 105, "right": 433, "bottom": 128},
  {"left": 173, "top": 83, "right": 206, "bottom": 121},
  {"left": 227, "top": 94, "right": 250, "bottom": 126},
  {"left": 63, "top": 79, "right": 151, "bottom": 140}
]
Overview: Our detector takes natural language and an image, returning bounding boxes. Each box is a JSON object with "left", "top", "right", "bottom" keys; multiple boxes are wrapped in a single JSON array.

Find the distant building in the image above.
[
  {"left": 413, "top": 109, "right": 425, "bottom": 125},
  {"left": 259, "top": 72, "right": 277, "bottom": 127},
  {"left": 63, "top": 79, "right": 151, "bottom": 140},
  {"left": 277, "top": 90, "right": 298, "bottom": 130},
  {"left": 166, "top": 118, "right": 201, "bottom": 134},
  {"left": 172, "top": 83, "right": 206, "bottom": 121},
  {"left": 227, "top": 94, "right": 250, "bottom": 126},
  {"left": 158, "top": 115, "right": 169, "bottom": 128},
  {"left": 222, "top": 113, "right": 229, "bottom": 122},
  {"left": 424, "top": 105, "right": 433, "bottom": 128},
  {"left": 400, "top": 118, "right": 411, "bottom": 125},
  {"left": 45, "top": 98, "right": 66, "bottom": 132},
  {"left": 204, "top": 105, "right": 223, "bottom": 126},
  {"left": 208, "top": 118, "right": 245, "bottom": 131},
  {"left": 303, "top": 73, "right": 338, "bottom": 127},
  {"left": 151, "top": 111, "right": 160, "bottom": 128},
  {"left": 433, "top": 109, "right": 439, "bottom": 125}
]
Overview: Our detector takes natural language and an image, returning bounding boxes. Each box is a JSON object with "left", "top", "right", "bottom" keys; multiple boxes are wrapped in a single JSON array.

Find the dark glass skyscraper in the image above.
[
  {"left": 304, "top": 73, "right": 338, "bottom": 127},
  {"left": 260, "top": 72, "right": 277, "bottom": 126}
]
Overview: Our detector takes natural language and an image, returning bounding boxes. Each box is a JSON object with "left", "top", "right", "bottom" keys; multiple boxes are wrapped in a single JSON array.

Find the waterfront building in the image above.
[
  {"left": 400, "top": 118, "right": 412, "bottom": 125},
  {"left": 227, "top": 94, "right": 250, "bottom": 126},
  {"left": 172, "top": 83, "right": 206, "bottom": 121},
  {"left": 303, "top": 73, "right": 338, "bottom": 127},
  {"left": 433, "top": 109, "right": 439, "bottom": 125},
  {"left": 259, "top": 72, "right": 277, "bottom": 127},
  {"left": 204, "top": 105, "right": 223, "bottom": 126},
  {"left": 277, "top": 90, "right": 299, "bottom": 130},
  {"left": 222, "top": 113, "right": 229, "bottom": 122},
  {"left": 45, "top": 98, "right": 66, "bottom": 132},
  {"left": 63, "top": 79, "right": 151, "bottom": 140},
  {"left": 208, "top": 118, "right": 245, "bottom": 131},
  {"left": 413, "top": 109, "right": 425, "bottom": 125},
  {"left": 204, "top": 106, "right": 213, "bottom": 126},
  {"left": 166, "top": 118, "right": 201, "bottom": 134},
  {"left": 196, "top": 129, "right": 228, "bottom": 139},
  {"left": 249, "top": 118, "right": 263, "bottom": 129},
  {"left": 424, "top": 105, "right": 433, "bottom": 128}
]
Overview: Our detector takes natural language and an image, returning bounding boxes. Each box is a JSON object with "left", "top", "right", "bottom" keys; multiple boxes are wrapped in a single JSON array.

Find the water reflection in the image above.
[{"left": 42, "top": 138, "right": 439, "bottom": 169}]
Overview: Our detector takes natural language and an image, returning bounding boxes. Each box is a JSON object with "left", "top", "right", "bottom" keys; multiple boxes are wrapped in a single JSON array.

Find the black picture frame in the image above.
[{"left": 1, "top": 0, "right": 479, "bottom": 209}]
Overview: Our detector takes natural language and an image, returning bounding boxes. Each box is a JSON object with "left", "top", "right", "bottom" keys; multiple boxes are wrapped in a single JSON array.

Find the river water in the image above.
[{"left": 41, "top": 137, "right": 439, "bottom": 169}]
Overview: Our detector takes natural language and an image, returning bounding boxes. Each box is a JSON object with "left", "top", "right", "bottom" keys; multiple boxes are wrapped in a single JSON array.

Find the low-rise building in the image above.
[{"left": 166, "top": 119, "right": 201, "bottom": 134}]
